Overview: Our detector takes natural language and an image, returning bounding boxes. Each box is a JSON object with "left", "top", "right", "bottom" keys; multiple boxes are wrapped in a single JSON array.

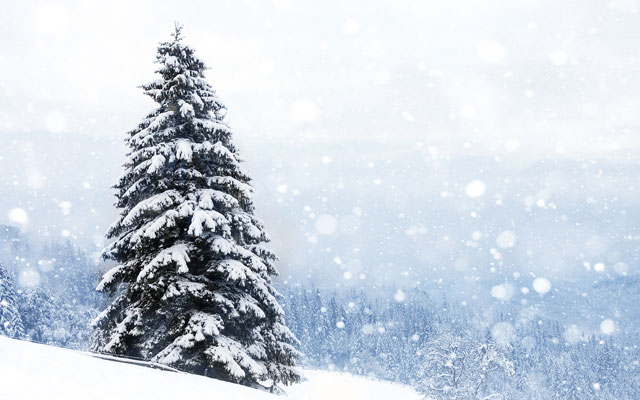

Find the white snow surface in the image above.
[{"left": 0, "top": 336, "right": 420, "bottom": 400}]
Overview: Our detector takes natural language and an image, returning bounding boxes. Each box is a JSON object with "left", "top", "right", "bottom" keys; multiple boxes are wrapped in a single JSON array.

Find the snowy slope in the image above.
[{"left": 0, "top": 336, "right": 420, "bottom": 400}]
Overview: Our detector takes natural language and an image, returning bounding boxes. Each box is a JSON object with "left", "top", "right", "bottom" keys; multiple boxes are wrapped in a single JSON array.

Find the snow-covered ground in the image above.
[{"left": 0, "top": 336, "right": 420, "bottom": 400}]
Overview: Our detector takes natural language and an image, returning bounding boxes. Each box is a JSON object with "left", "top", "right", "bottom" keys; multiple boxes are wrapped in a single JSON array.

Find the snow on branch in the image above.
[
  {"left": 96, "top": 264, "right": 125, "bottom": 292},
  {"left": 137, "top": 243, "right": 192, "bottom": 282},
  {"left": 187, "top": 209, "right": 228, "bottom": 236},
  {"left": 120, "top": 190, "right": 183, "bottom": 229}
]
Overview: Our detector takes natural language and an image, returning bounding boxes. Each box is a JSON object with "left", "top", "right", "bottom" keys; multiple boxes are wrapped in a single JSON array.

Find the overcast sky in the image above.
[
  {"left": 1, "top": 0, "right": 640, "bottom": 288},
  {"left": 1, "top": 0, "right": 640, "bottom": 154}
]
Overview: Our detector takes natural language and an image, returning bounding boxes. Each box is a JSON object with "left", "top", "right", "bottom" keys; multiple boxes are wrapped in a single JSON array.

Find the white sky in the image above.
[{"left": 1, "top": 0, "right": 639, "bottom": 158}]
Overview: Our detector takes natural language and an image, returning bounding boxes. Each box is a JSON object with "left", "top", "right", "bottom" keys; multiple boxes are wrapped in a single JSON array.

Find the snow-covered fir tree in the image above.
[
  {"left": 92, "top": 25, "right": 300, "bottom": 389},
  {"left": 0, "top": 261, "right": 25, "bottom": 339},
  {"left": 417, "top": 330, "right": 513, "bottom": 400}
]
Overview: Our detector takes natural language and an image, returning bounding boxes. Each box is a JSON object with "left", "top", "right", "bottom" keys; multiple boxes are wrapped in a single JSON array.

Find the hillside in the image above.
[{"left": 0, "top": 336, "right": 420, "bottom": 400}]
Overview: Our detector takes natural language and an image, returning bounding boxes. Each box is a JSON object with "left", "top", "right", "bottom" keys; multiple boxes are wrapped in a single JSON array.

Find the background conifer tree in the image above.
[
  {"left": 0, "top": 261, "right": 25, "bottom": 339},
  {"left": 92, "top": 25, "right": 300, "bottom": 389}
]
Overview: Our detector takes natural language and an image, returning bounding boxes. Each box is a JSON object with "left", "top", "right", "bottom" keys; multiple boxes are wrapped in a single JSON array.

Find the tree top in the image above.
[{"left": 171, "top": 22, "right": 184, "bottom": 42}]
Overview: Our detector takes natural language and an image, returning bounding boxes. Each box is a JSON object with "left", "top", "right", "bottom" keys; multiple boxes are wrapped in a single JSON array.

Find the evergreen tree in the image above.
[
  {"left": 417, "top": 331, "right": 513, "bottom": 400},
  {"left": 592, "top": 342, "right": 619, "bottom": 394},
  {"left": 18, "top": 287, "right": 57, "bottom": 344},
  {"left": 19, "top": 286, "right": 96, "bottom": 350},
  {"left": 92, "top": 25, "right": 299, "bottom": 389},
  {"left": 0, "top": 261, "right": 25, "bottom": 339}
]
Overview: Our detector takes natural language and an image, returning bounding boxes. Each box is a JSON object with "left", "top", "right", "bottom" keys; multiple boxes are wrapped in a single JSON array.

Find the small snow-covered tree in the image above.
[
  {"left": 0, "top": 262, "right": 25, "bottom": 339},
  {"left": 19, "top": 286, "right": 95, "bottom": 350},
  {"left": 18, "top": 287, "right": 57, "bottom": 343},
  {"left": 591, "top": 342, "right": 619, "bottom": 395},
  {"left": 92, "top": 25, "right": 300, "bottom": 389},
  {"left": 549, "top": 353, "right": 594, "bottom": 400},
  {"left": 418, "top": 331, "right": 514, "bottom": 400}
]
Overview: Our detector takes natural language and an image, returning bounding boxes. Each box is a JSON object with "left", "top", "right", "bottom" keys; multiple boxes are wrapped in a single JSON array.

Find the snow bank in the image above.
[
  {"left": 288, "top": 369, "right": 421, "bottom": 400},
  {"left": 0, "top": 336, "right": 420, "bottom": 400}
]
